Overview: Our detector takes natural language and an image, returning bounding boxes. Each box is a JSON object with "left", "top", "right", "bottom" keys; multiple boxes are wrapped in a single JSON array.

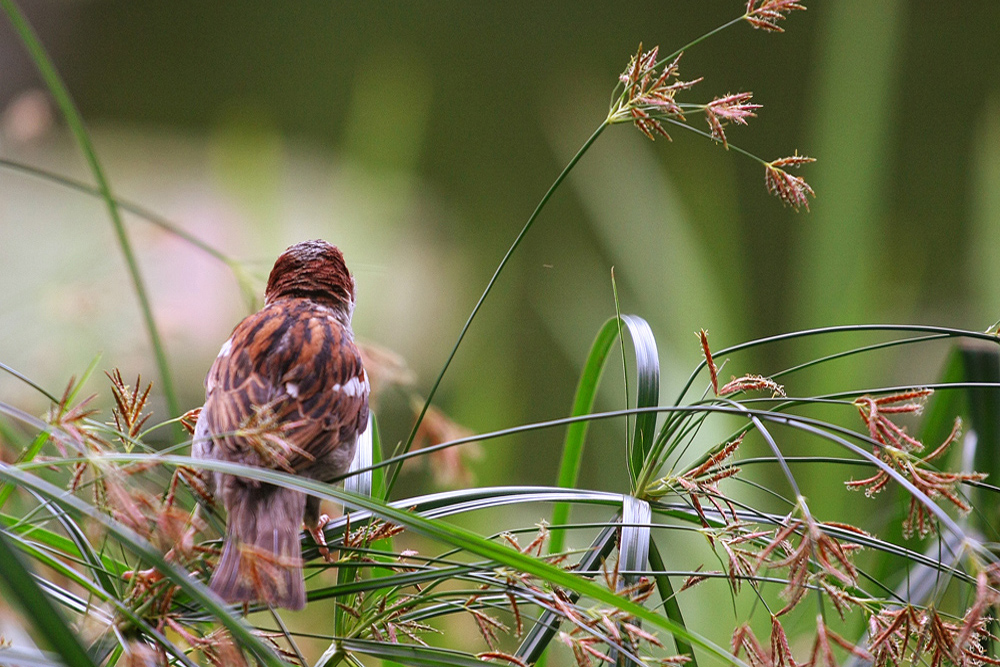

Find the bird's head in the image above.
[{"left": 264, "top": 240, "right": 356, "bottom": 317}]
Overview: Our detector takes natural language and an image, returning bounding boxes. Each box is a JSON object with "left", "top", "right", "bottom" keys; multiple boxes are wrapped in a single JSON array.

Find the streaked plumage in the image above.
[{"left": 193, "top": 240, "right": 369, "bottom": 610}]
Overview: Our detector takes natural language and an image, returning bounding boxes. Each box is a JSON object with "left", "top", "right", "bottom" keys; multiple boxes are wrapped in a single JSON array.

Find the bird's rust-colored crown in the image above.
[{"left": 264, "top": 239, "right": 355, "bottom": 313}]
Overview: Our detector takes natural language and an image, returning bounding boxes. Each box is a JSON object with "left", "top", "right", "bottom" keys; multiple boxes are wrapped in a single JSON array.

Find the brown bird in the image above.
[{"left": 193, "top": 240, "right": 369, "bottom": 610}]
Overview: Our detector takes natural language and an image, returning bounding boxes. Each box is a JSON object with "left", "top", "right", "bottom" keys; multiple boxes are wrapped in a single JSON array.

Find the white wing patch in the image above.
[
  {"left": 218, "top": 338, "right": 233, "bottom": 358},
  {"left": 333, "top": 371, "right": 370, "bottom": 397},
  {"left": 285, "top": 382, "right": 300, "bottom": 398}
]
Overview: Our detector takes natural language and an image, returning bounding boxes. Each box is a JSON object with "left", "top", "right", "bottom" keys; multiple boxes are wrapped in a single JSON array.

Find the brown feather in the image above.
[{"left": 193, "top": 240, "right": 369, "bottom": 610}]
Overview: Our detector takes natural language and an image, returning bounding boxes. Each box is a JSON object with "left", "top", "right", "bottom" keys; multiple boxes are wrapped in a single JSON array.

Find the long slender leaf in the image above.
[
  {"left": 551, "top": 318, "right": 623, "bottom": 554},
  {"left": 614, "top": 496, "right": 651, "bottom": 667},
  {"left": 86, "top": 456, "right": 745, "bottom": 666},
  {"left": 647, "top": 540, "right": 696, "bottom": 667},
  {"left": 0, "top": 0, "right": 178, "bottom": 420},
  {"left": 335, "top": 638, "right": 499, "bottom": 667},
  {"left": 960, "top": 342, "right": 1000, "bottom": 530},
  {"left": 0, "top": 514, "right": 126, "bottom": 576},
  {"left": 550, "top": 316, "right": 659, "bottom": 553},
  {"left": 516, "top": 521, "right": 619, "bottom": 664},
  {"left": 0, "top": 465, "right": 285, "bottom": 667},
  {"left": 0, "top": 529, "right": 95, "bottom": 667},
  {"left": 622, "top": 316, "right": 659, "bottom": 486}
]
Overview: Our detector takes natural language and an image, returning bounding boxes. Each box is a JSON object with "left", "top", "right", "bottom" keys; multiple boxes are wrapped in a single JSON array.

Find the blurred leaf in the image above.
[
  {"left": 0, "top": 0, "right": 178, "bottom": 421},
  {"left": 0, "top": 464, "right": 286, "bottom": 667},
  {"left": 0, "top": 529, "right": 95, "bottom": 667},
  {"left": 0, "top": 646, "right": 73, "bottom": 666},
  {"left": 959, "top": 342, "right": 1000, "bottom": 530},
  {"left": 550, "top": 316, "right": 658, "bottom": 554}
]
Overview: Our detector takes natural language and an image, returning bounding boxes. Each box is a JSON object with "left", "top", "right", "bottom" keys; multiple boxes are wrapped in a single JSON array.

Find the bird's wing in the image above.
[{"left": 200, "top": 300, "right": 369, "bottom": 474}]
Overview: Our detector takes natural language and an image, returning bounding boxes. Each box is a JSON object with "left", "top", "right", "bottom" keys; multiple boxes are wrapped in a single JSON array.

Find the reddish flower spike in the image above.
[
  {"left": 705, "top": 92, "right": 761, "bottom": 148},
  {"left": 699, "top": 329, "right": 719, "bottom": 395},
  {"left": 745, "top": 0, "right": 808, "bottom": 33},
  {"left": 765, "top": 155, "right": 816, "bottom": 211}
]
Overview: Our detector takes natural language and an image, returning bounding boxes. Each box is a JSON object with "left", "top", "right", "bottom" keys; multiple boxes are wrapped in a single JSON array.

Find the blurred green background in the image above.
[{"left": 2, "top": 0, "right": 1000, "bottom": 652}]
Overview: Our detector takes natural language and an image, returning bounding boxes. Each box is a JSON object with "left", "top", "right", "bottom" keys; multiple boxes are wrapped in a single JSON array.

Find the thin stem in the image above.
[
  {"left": 0, "top": 158, "right": 236, "bottom": 266},
  {"left": 673, "top": 324, "right": 1000, "bottom": 407},
  {"left": 0, "top": 1, "right": 180, "bottom": 421},
  {"left": 387, "top": 121, "right": 609, "bottom": 494}
]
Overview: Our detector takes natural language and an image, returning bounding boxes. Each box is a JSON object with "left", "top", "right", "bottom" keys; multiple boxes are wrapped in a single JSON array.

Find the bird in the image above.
[{"left": 193, "top": 239, "right": 369, "bottom": 610}]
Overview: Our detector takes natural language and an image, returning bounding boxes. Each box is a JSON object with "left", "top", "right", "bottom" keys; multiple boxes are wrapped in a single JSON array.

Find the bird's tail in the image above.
[{"left": 210, "top": 485, "right": 307, "bottom": 611}]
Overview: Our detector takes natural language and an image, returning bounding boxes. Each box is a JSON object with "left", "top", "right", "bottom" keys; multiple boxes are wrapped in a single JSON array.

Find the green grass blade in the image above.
[
  {"left": 0, "top": 0, "right": 179, "bottom": 420},
  {"left": 334, "top": 638, "right": 498, "bottom": 667},
  {"left": 621, "top": 315, "right": 659, "bottom": 486},
  {"left": 0, "top": 465, "right": 285, "bottom": 667},
  {"left": 614, "top": 497, "right": 651, "bottom": 667},
  {"left": 516, "top": 521, "right": 619, "bottom": 665},
  {"left": 647, "top": 539, "right": 696, "bottom": 667},
  {"left": 550, "top": 317, "right": 620, "bottom": 554},
  {"left": 960, "top": 342, "right": 1000, "bottom": 532},
  {"left": 0, "top": 529, "right": 96, "bottom": 667},
  {"left": 1, "top": 514, "right": 126, "bottom": 576},
  {"left": 113, "top": 456, "right": 745, "bottom": 666},
  {"left": 549, "top": 316, "right": 659, "bottom": 551},
  {"left": 0, "top": 157, "right": 240, "bottom": 267},
  {"left": 0, "top": 361, "right": 58, "bottom": 403},
  {"left": 346, "top": 413, "right": 375, "bottom": 498}
]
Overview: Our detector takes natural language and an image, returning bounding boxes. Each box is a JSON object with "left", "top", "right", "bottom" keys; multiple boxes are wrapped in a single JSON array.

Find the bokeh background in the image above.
[{"left": 2, "top": 0, "right": 1000, "bottom": 659}]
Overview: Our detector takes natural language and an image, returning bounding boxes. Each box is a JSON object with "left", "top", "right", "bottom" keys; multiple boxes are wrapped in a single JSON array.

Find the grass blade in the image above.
[
  {"left": 621, "top": 315, "right": 659, "bottom": 485},
  {"left": 960, "top": 342, "right": 1000, "bottom": 530},
  {"left": 516, "top": 521, "right": 619, "bottom": 665},
  {"left": 335, "top": 638, "right": 499, "bottom": 667},
  {"left": 0, "top": 0, "right": 179, "bottom": 420},
  {"left": 0, "top": 529, "right": 96, "bottom": 667},
  {"left": 0, "top": 465, "right": 285, "bottom": 667},
  {"left": 550, "top": 318, "right": 621, "bottom": 554},
  {"left": 108, "top": 456, "right": 745, "bottom": 666},
  {"left": 550, "top": 316, "right": 659, "bottom": 552},
  {"left": 647, "top": 540, "right": 696, "bottom": 667}
]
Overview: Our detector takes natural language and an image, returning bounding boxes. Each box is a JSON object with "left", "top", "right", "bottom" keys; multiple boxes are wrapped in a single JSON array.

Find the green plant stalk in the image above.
[
  {"left": 0, "top": 157, "right": 261, "bottom": 310},
  {"left": 0, "top": 0, "right": 180, "bottom": 422},
  {"left": 388, "top": 121, "right": 608, "bottom": 494},
  {"left": 549, "top": 318, "right": 620, "bottom": 555},
  {"left": 0, "top": 529, "right": 96, "bottom": 667},
  {"left": 74, "top": 455, "right": 746, "bottom": 666},
  {"left": 672, "top": 323, "right": 1000, "bottom": 408},
  {"left": 647, "top": 540, "right": 697, "bottom": 667}
]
